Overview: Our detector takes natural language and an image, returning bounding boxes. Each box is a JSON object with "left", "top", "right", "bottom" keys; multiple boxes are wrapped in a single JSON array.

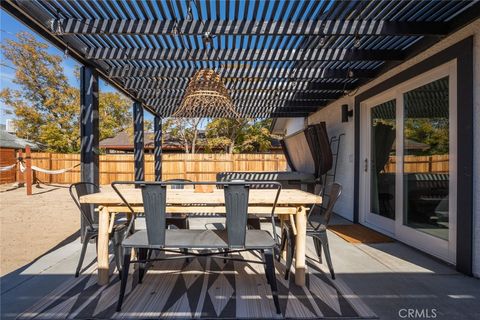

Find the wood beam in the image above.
[
  {"left": 153, "top": 115, "right": 162, "bottom": 181},
  {"left": 53, "top": 19, "right": 450, "bottom": 36},
  {"left": 80, "top": 65, "right": 99, "bottom": 241},
  {"left": 155, "top": 106, "right": 321, "bottom": 116},
  {"left": 133, "top": 101, "right": 144, "bottom": 182},
  {"left": 145, "top": 97, "right": 337, "bottom": 108},
  {"left": 125, "top": 78, "right": 356, "bottom": 91},
  {"left": 109, "top": 66, "right": 376, "bottom": 79},
  {"left": 87, "top": 48, "right": 405, "bottom": 62},
  {"left": 134, "top": 89, "right": 341, "bottom": 101}
]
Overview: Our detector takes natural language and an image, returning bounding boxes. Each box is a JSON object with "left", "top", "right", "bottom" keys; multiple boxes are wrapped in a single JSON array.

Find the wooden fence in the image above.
[
  {"left": 383, "top": 154, "right": 449, "bottom": 173},
  {"left": 0, "top": 148, "right": 17, "bottom": 184},
  {"left": 28, "top": 152, "right": 288, "bottom": 185}
]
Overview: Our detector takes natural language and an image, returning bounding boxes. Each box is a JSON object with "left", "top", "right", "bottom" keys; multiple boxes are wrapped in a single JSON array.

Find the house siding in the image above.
[{"left": 282, "top": 19, "right": 480, "bottom": 276}]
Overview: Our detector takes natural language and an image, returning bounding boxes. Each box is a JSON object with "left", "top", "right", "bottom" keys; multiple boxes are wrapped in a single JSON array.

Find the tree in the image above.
[
  {"left": 205, "top": 118, "right": 248, "bottom": 153},
  {"left": 163, "top": 118, "right": 205, "bottom": 154},
  {"left": 404, "top": 118, "right": 449, "bottom": 155},
  {"left": 240, "top": 119, "right": 272, "bottom": 152},
  {"left": 205, "top": 118, "right": 272, "bottom": 153},
  {"left": 0, "top": 32, "right": 131, "bottom": 152}
]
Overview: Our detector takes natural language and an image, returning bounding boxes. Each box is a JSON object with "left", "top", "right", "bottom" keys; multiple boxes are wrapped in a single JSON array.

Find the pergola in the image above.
[{"left": 2, "top": 0, "right": 478, "bottom": 186}]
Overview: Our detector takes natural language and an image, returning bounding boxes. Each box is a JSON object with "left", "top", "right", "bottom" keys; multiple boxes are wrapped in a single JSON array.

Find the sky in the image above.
[{"left": 0, "top": 9, "right": 141, "bottom": 126}]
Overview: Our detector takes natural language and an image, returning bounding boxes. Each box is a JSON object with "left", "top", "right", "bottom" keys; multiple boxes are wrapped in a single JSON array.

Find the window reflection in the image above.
[
  {"left": 403, "top": 77, "right": 449, "bottom": 240},
  {"left": 370, "top": 100, "right": 396, "bottom": 220}
]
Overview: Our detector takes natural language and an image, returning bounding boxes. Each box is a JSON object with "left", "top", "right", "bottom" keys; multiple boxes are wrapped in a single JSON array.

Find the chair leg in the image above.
[
  {"left": 138, "top": 248, "right": 148, "bottom": 284},
  {"left": 277, "top": 227, "right": 287, "bottom": 262},
  {"left": 318, "top": 233, "right": 335, "bottom": 279},
  {"left": 313, "top": 237, "right": 323, "bottom": 263},
  {"left": 284, "top": 225, "right": 295, "bottom": 280},
  {"left": 75, "top": 233, "right": 92, "bottom": 277},
  {"left": 182, "top": 248, "right": 190, "bottom": 263},
  {"left": 264, "top": 248, "right": 281, "bottom": 315},
  {"left": 260, "top": 249, "right": 270, "bottom": 284},
  {"left": 117, "top": 249, "right": 131, "bottom": 312},
  {"left": 112, "top": 233, "right": 124, "bottom": 279},
  {"left": 223, "top": 248, "right": 228, "bottom": 263}
]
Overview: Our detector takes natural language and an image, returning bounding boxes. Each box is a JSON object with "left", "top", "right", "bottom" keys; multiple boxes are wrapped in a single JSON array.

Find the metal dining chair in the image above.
[
  {"left": 279, "top": 182, "right": 342, "bottom": 280},
  {"left": 112, "top": 180, "right": 282, "bottom": 314},
  {"left": 163, "top": 179, "right": 191, "bottom": 229},
  {"left": 69, "top": 182, "right": 127, "bottom": 277}
]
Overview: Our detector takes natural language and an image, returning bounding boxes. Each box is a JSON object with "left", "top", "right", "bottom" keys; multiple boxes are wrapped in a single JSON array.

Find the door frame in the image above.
[
  {"left": 358, "top": 61, "right": 458, "bottom": 263},
  {"left": 354, "top": 37, "right": 473, "bottom": 274},
  {"left": 359, "top": 92, "right": 397, "bottom": 237}
]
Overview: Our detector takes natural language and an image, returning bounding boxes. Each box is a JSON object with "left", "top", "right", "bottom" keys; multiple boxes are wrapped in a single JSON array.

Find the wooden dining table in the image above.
[{"left": 79, "top": 188, "right": 321, "bottom": 287}]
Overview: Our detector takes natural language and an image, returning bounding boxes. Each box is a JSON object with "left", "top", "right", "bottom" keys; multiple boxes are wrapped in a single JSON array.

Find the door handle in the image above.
[{"left": 364, "top": 158, "right": 368, "bottom": 172}]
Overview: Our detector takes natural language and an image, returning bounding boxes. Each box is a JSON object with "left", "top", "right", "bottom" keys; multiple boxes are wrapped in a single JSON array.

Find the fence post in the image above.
[
  {"left": 25, "top": 146, "right": 32, "bottom": 195},
  {"left": 17, "top": 150, "right": 25, "bottom": 187},
  {"left": 48, "top": 152, "right": 52, "bottom": 184}
]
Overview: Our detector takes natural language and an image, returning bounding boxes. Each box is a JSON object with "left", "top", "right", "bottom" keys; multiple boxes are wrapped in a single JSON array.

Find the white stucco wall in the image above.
[
  {"left": 283, "top": 117, "right": 306, "bottom": 136},
  {"left": 282, "top": 19, "right": 480, "bottom": 276},
  {"left": 308, "top": 97, "right": 355, "bottom": 221}
]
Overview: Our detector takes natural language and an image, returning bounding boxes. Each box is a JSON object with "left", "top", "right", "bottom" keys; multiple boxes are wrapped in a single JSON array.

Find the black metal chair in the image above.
[
  {"left": 112, "top": 180, "right": 282, "bottom": 314},
  {"left": 279, "top": 182, "right": 342, "bottom": 280},
  {"left": 163, "top": 179, "right": 191, "bottom": 230},
  {"left": 69, "top": 182, "right": 127, "bottom": 277}
]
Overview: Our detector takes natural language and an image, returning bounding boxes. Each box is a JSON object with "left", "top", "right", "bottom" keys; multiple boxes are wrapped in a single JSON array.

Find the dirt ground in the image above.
[{"left": 0, "top": 183, "right": 80, "bottom": 276}]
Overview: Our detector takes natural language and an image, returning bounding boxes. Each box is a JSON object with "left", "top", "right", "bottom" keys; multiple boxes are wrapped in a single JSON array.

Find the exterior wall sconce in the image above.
[{"left": 341, "top": 104, "right": 353, "bottom": 123}]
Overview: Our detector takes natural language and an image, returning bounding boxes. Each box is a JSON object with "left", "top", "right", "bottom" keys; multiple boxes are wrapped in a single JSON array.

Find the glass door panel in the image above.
[
  {"left": 403, "top": 77, "right": 449, "bottom": 240},
  {"left": 370, "top": 100, "right": 396, "bottom": 220}
]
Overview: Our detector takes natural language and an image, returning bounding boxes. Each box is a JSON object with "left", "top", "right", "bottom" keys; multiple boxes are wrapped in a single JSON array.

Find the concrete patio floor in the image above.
[{"left": 1, "top": 186, "right": 479, "bottom": 319}]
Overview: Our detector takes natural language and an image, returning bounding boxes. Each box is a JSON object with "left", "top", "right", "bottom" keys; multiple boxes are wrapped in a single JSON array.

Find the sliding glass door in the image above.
[
  {"left": 363, "top": 98, "right": 397, "bottom": 234},
  {"left": 402, "top": 77, "right": 450, "bottom": 240},
  {"left": 361, "top": 62, "right": 457, "bottom": 263}
]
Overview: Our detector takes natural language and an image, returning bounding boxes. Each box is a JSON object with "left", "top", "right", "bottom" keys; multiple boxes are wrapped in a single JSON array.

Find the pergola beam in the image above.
[
  {"left": 153, "top": 115, "right": 162, "bottom": 181},
  {"left": 109, "top": 66, "right": 376, "bottom": 79},
  {"left": 53, "top": 19, "right": 450, "bottom": 36},
  {"left": 133, "top": 101, "right": 145, "bottom": 182},
  {"left": 87, "top": 48, "right": 405, "bottom": 62},
  {"left": 148, "top": 99, "right": 328, "bottom": 109},
  {"left": 144, "top": 92, "right": 343, "bottom": 107},
  {"left": 135, "top": 89, "right": 339, "bottom": 101},
  {"left": 126, "top": 78, "right": 356, "bottom": 91},
  {"left": 79, "top": 66, "right": 99, "bottom": 241}
]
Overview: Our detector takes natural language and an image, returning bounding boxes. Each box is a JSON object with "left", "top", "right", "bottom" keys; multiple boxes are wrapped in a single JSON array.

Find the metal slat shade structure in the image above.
[{"left": 1, "top": 0, "right": 479, "bottom": 118}]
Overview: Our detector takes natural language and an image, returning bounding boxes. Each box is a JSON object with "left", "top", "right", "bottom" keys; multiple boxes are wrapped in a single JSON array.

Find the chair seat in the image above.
[{"left": 122, "top": 229, "right": 276, "bottom": 249}]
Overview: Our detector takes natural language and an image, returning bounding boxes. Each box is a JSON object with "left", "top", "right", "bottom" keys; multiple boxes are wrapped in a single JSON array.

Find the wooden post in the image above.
[
  {"left": 80, "top": 66, "right": 99, "bottom": 241},
  {"left": 154, "top": 115, "right": 162, "bottom": 181},
  {"left": 48, "top": 152, "right": 52, "bottom": 184},
  {"left": 133, "top": 101, "right": 145, "bottom": 182},
  {"left": 25, "top": 146, "right": 32, "bottom": 195},
  {"left": 17, "top": 150, "right": 24, "bottom": 187}
]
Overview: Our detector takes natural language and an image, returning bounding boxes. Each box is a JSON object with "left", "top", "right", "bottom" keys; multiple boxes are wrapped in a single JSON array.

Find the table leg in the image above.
[
  {"left": 97, "top": 206, "right": 111, "bottom": 285},
  {"left": 294, "top": 206, "right": 307, "bottom": 286}
]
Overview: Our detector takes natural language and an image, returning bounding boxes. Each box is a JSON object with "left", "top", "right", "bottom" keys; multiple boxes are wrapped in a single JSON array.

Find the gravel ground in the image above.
[{"left": 0, "top": 183, "right": 80, "bottom": 276}]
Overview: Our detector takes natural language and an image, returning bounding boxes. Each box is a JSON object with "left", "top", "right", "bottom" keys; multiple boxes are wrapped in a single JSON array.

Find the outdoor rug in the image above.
[
  {"left": 328, "top": 224, "right": 394, "bottom": 244},
  {"left": 18, "top": 250, "right": 376, "bottom": 319}
]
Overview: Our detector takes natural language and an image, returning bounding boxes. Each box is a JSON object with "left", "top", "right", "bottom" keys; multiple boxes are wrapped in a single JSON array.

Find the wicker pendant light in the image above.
[{"left": 173, "top": 68, "right": 238, "bottom": 118}]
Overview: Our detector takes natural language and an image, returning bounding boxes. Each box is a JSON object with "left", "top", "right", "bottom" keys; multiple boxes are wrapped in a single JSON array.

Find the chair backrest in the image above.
[
  {"left": 223, "top": 183, "right": 250, "bottom": 249},
  {"left": 164, "top": 179, "right": 192, "bottom": 189},
  {"left": 141, "top": 183, "right": 168, "bottom": 247},
  {"left": 321, "top": 182, "right": 342, "bottom": 226},
  {"left": 69, "top": 182, "right": 99, "bottom": 229},
  {"left": 111, "top": 180, "right": 282, "bottom": 248}
]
